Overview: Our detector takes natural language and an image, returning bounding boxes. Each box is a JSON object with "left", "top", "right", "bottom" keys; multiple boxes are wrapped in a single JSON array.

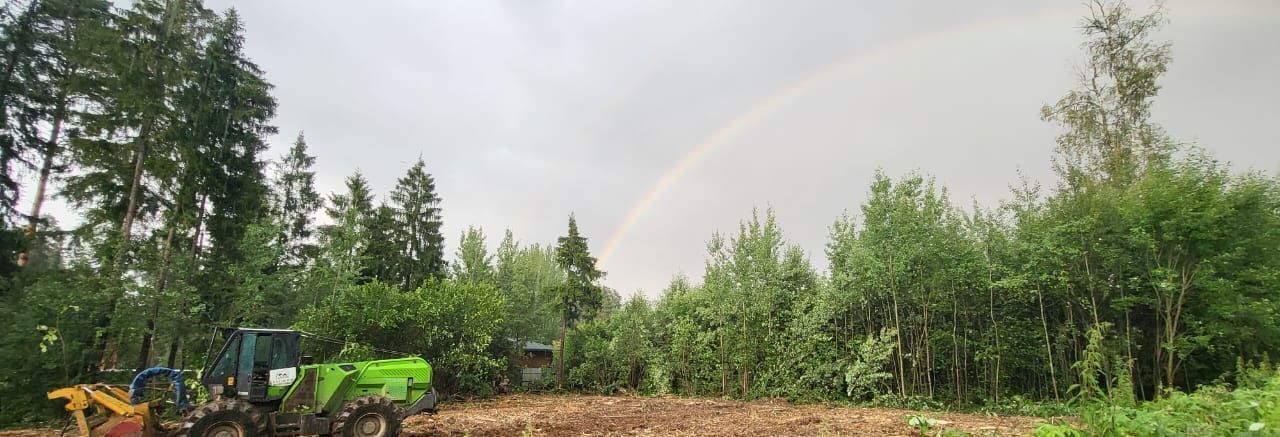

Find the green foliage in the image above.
[
  {"left": 1034, "top": 422, "right": 1085, "bottom": 437},
  {"left": 0, "top": 267, "right": 115, "bottom": 423},
  {"left": 906, "top": 415, "right": 936, "bottom": 435},
  {"left": 550, "top": 215, "right": 606, "bottom": 387},
  {"left": 272, "top": 132, "right": 322, "bottom": 266},
  {"left": 844, "top": 328, "right": 897, "bottom": 399},
  {"left": 389, "top": 159, "right": 446, "bottom": 287},
  {"left": 562, "top": 295, "right": 654, "bottom": 393},
  {"left": 872, "top": 394, "right": 946, "bottom": 412},
  {"left": 226, "top": 217, "right": 293, "bottom": 326},
  {"left": 1042, "top": 0, "right": 1171, "bottom": 185},
  {"left": 295, "top": 279, "right": 508, "bottom": 395},
  {"left": 492, "top": 233, "right": 565, "bottom": 381},
  {"left": 420, "top": 280, "right": 509, "bottom": 394},
  {"left": 1062, "top": 342, "right": 1280, "bottom": 435},
  {"left": 552, "top": 215, "right": 605, "bottom": 326},
  {"left": 1050, "top": 321, "right": 1280, "bottom": 435},
  {"left": 563, "top": 320, "right": 615, "bottom": 392},
  {"left": 906, "top": 415, "right": 971, "bottom": 436},
  {"left": 453, "top": 226, "right": 494, "bottom": 284}
]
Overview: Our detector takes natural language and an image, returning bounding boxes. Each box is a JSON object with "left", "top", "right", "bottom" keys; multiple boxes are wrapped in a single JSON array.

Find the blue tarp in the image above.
[{"left": 129, "top": 367, "right": 189, "bottom": 411}]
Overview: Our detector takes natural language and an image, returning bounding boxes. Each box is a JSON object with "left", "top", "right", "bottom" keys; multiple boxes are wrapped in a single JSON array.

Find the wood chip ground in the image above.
[
  {"left": 400, "top": 394, "right": 1047, "bottom": 436},
  {"left": 2, "top": 394, "right": 1050, "bottom": 436}
]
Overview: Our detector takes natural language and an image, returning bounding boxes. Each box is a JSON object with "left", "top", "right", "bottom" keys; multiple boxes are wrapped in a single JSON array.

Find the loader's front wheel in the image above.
[
  {"left": 332, "top": 396, "right": 401, "bottom": 437},
  {"left": 174, "top": 400, "right": 266, "bottom": 437}
]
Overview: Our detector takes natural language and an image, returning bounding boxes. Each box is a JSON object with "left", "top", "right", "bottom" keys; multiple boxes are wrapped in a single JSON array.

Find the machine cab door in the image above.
[{"left": 201, "top": 329, "right": 301, "bottom": 402}]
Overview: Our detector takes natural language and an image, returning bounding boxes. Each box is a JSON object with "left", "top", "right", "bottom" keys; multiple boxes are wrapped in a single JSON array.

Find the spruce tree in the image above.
[
  {"left": 0, "top": 0, "right": 111, "bottom": 263},
  {"left": 0, "top": 1, "right": 37, "bottom": 224},
  {"left": 57, "top": 0, "right": 213, "bottom": 370},
  {"left": 322, "top": 170, "right": 374, "bottom": 260},
  {"left": 552, "top": 214, "right": 604, "bottom": 388},
  {"left": 194, "top": 10, "right": 277, "bottom": 265},
  {"left": 361, "top": 204, "right": 401, "bottom": 284},
  {"left": 389, "top": 159, "right": 445, "bottom": 289},
  {"left": 138, "top": 8, "right": 276, "bottom": 364},
  {"left": 272, "top": 132, "right": 322, "bottom": 266},
  {"left": 68, "top": 0, "right": 212, "bottom": 275},
  {"left": 314, "top": 171, "right": 374, "bottom": 295}
]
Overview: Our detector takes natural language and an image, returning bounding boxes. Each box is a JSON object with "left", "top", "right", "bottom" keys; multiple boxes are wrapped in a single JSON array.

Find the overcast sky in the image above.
[{"left": 49, "top": 0, "right": 1280, "bottom": 298}]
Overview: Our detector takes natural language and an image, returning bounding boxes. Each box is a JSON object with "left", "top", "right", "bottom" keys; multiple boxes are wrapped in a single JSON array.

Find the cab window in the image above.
[
  {"left": 207, "top": 332, "right": 241, "bottom": 381},
  {"left": 270, "top": 334, "right": 294, "bottom": 369},
  {"left": 253, "top": 334, "right": 273, "bottom": 372}
]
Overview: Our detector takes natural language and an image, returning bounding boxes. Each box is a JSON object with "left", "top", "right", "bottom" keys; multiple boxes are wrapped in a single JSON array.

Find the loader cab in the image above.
[{"left": 201, "top": 328, "right": 302, "bottom": 402}]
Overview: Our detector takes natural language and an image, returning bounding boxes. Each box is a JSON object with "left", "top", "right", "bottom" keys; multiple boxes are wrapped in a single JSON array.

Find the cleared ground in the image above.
[
  {"left": 402, "top": 394, "right": 1046, "bottom": 436},
  {"left": 0, "top": 394, "right": 1048, "bottom": 436}
]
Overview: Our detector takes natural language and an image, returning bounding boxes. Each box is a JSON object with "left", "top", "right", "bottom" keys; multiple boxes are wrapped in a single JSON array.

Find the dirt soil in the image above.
[
  {"left": 2, "top": 394, "right": 1048, "bottom": 437},
  {"left": 0, "top": 431, "right": 57, "bottom": 437},
  {"left": 401, "top": 394, "right": 1046, "bottom": 436}
]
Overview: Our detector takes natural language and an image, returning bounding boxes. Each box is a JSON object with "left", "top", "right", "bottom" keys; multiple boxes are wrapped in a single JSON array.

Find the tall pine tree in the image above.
[
  {"left": 0, "top": 0, "right": 112, "bottom": 265},
  {"left": 361, "top": 204, "right": 401, "bottom": 284},
  {"left": 58, "top": 0, "right": 214, "bottom": 371},
  {"left": 271, "top": 131, "right": 322, "bottom": 266},
  {"left": 314, "top": 170, "right": 373, "bottom": 295},
  {"left": 65, "top": 0, "right": 212, "bottom": 275},
  {"left": 138, "top": 7, "right": 277, "bottom": 366},
  {"left": 552, "top": 214, "right": 604, "bottom": 388},
  {"left": 388, "top": 158, "right": 444, "bottom": 289}
]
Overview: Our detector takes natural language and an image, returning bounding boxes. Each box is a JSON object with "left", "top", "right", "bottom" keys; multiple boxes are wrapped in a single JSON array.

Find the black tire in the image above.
[
  {"left": 332, "top": 396, "right": 402, "bottom": 437},
  {"left": 174, "top": 399, "right": 266, "bottom": 437}
]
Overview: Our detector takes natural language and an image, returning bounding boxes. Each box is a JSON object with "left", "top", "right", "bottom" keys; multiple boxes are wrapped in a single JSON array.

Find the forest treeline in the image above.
[{"left": 1, "top": 0, "right": 1278, "bottom": 429}]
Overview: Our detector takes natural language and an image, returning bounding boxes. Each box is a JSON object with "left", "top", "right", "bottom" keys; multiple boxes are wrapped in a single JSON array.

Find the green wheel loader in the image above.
[{"left": 49, "top": 328, "right": 437, "bottom": 437}]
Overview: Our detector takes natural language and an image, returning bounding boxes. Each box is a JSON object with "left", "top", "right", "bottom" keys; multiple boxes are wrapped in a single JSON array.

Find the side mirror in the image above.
[{"left": 300, "top": 356, "right": 315, "bottom": 365}]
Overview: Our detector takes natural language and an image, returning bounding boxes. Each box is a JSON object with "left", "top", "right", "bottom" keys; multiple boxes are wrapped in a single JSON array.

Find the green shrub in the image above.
[
  {"left": 1063, "top": 334, "right": 1280, "bottom": 435},
  {"left": 1034, "top": 421, "right": 1084, "bottom": 437}
]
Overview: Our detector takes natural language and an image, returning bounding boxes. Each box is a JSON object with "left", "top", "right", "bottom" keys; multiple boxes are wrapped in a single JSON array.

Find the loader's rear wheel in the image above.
[
  {"left": 332, "top": 396, "right": 401, "bottom": 437},
  {"left": 174, "top": 400, "right": 266, "bottom": 437}
]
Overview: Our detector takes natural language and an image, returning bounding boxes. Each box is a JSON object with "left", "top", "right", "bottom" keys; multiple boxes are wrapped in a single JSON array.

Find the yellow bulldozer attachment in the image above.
[{"left": 48, "top": 384, "right": 163, "bottom": 437}]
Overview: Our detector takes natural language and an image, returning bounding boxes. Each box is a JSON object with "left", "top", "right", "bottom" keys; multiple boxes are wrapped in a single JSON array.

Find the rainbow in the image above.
[
  {"left": 593, "top": 1, "right": 1279, "bottom": 270},
  {"left": 593, "top": 7, "right": 1075, "bottom": 269}
]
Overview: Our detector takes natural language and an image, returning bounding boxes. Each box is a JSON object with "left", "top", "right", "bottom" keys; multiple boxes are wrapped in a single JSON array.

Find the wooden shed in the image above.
[{"left": 518, "top": 340, "right": 554, "bottom": 384}]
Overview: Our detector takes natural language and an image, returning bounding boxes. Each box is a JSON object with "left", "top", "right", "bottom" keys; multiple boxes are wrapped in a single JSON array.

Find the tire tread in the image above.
[
  {"left": 174, "top": 399, "right": 266, "bottom": 437},
  {"left": 331, "top": 395, "right": 402, "bottom": 437}
]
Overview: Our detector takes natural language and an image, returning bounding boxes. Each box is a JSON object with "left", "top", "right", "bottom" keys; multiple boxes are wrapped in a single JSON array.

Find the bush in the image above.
[
  {"left": 1063, "top": 333, "right": 1280, "bottom": 435},
  {"left": 844, "top": 328, "right": 897, "bottom": 400},
  {"left": 1086, "top": 371, "right": 1280, "bottom": 435},
  {"left": 295, "top": 279, "right": 508, "bottom": 397}
]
